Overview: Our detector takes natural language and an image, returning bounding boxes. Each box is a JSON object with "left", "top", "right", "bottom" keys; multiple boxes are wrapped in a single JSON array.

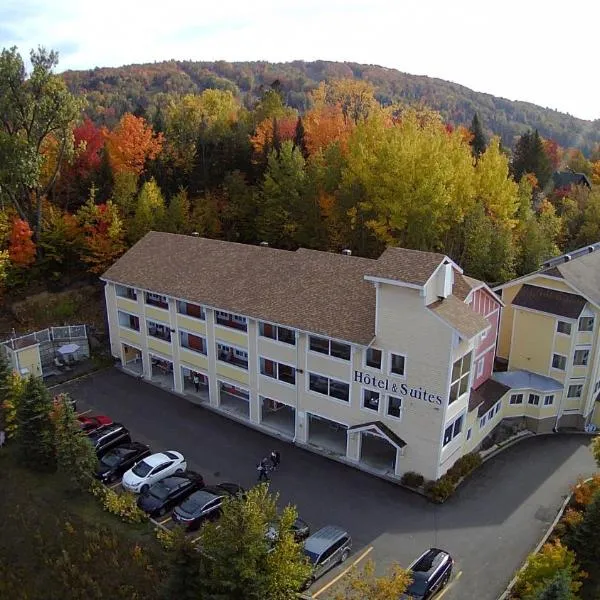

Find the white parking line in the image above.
[
  {"left": 157, "top": 516, "right": 171, "bottom": 525},
  {"left": 108, "top": 481, "right": 121, "bottom": 489},
  {"left": 311, "top": 545, "right": 373, "bottom": 598},
  {"left": 76, "top": 409, "right": 91, "bottom": 417}
]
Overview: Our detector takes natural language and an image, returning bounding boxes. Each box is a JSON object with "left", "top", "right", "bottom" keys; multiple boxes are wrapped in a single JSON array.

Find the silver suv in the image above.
[{"left": 303, "top": 525, "right": 352, "bottom": 587}]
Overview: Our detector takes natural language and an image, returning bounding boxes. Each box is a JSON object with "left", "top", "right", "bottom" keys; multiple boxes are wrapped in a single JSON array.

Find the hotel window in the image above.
[
  {"left": 116, "top": 284, "right": 137, "bottom": 301},
  {"left": 179, "top": 331, "right": 207, "bottom": 355},
  {"left": 145, "top": 292, "right": 168, "bottom": 309},
  {"left": 578, "top": 316, "right": 594, "bottom": 332},
  {"left": 528, "top": 393, "right": 540, "bottom": 406},
  {"left": 479, "top": 416, "right": 486, "bottom": 428},
  {"left": 308, "top": 373, "right": 350, "bottom": 402},
  {"left": 147, "top": 320, "right": 171, "bottom": 342},
  {"left": 567, "top": 384, "right": 583, "bottom": 398},
  {"left": 510, "top": 393, "right": 523, "bottom": 405},
  {"left": 544, "top": 395, "right": 554, "bottom": 406},
  {"left": 476, "top": 357, "right": 485, "bottom": 379},
  {"left": 216, "top": 343, "right": 248, "bottom": 370},
  {"left": 309, "top": 336, "right": 351, "bottom": 361},
  {"left": 552, "top": 354, "right": 567, "bottom": 370},
  {"left": 363, "top": 389, "right": 380, "bottom": 411},
  {"left": 449, "top": 352, "right": 472, "bottom": 404},
  {"left": 177, "top": 301, "right": 205, "bottom": 320},
  {"left": 259, "top": 358, "right": 296, "bottom": 385},
  {"left": 466, "top": 428, "right": 472, "bottom": 441},
  {"left": 259, "top": 322, "right": 296, "bottom": 345},
  {"left": 487, "top": 407, "right": 494, "bottom": 420},
  {"left": 556, "top": 321, "right": 571, "bottom": 335},
  {"left": 118, "top": 310, "right": 140, "bottom": 331},
  {"left": 390, "top": 353, "right": 406, "bottom": 377},
  {"left": 215, "top": 310, "right": 248, "bottom": 332},
  {"left": 443, "top": 414, "right": 464, "bottom": 446},
  {"left": 494, "top": 402, "right": 501, "bottom": 415},
  {"left": 365, "top": 348, "right": 382, "bottom": 370},
  {"left": 573, "top": 349, "right": 590, "bottom": 366},
  {"left": 387, "top": 396, "right": 402, "bottom": 419}
]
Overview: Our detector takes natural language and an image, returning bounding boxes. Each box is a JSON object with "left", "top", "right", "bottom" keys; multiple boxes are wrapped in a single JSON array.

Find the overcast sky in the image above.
[{"left": 1, "top": 0, "right": 598, "bottom": 121}]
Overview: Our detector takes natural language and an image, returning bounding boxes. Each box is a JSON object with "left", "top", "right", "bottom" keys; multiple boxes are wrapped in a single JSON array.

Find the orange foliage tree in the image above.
[
  {"left": 104, "top": 113, "right": 164, "bottom": 176},
  {"left": 303, "top": 104, "right": 354, "bottom": 156},
  {"left": 8, "top": 218, "right": 36, "bottom": 267},
  {"left": 250, "top": 116, "right": 297, "bottom": 163}
]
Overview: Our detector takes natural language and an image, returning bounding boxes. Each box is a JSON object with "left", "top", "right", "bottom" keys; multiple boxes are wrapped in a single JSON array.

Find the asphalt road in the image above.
[{"left": 57, "top": 369, "right": 597, "bottom": 600}]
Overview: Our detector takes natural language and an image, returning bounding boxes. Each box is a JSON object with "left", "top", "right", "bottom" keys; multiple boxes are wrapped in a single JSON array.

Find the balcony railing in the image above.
[
  {"left": 215, "top": 314, "right": 247, "bottom": 332},
  {"left": 145, "top": 294, "right": 169, "bottom": 309},
  {"left": 148, "top": 326, "right": 171, "bottom": 342},
  {"left": 218, "top": 350, "right": 248, "bottom": 370}
]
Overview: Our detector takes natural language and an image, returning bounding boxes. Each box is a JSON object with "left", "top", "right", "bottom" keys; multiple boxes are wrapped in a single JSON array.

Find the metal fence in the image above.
[{"left": 2, "top": 325, "right": 87, "bottom": 351}]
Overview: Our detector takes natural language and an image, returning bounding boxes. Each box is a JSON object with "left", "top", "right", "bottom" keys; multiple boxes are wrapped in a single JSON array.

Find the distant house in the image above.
[{"left": 552, "top": 171, "right": 592, "bottom": 190}]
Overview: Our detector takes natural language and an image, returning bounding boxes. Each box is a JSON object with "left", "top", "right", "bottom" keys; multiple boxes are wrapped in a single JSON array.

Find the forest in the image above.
[
  {"left": 62, "top": 59, "right": 600, "bottom": 156},
  {"left": 1, "top": 46, "right": 600, "bottom": 302}
]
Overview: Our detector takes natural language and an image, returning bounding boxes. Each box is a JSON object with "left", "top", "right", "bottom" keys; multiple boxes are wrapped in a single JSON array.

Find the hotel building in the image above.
[{"left": 102, "top": 232, "right": 506, "bottom": 482}]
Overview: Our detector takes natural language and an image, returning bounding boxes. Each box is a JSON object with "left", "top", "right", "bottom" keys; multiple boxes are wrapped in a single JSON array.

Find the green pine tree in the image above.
[
  {"left": 0, "top": 352, "right": 12, "bottom": 428},
  {"left": 293, "top": 117, "right": 309, "bottom": 160},
  {"left": 15, "top": 377, "right": 56, "bottom": 471},
  {"left": 511, "top": 129, "right": 553, "bottom": 189},
  {"left": 161, "top": 529, "right": 203, "bottom": 600},
  {"left": 469, "top": 113, "right": 487, "bottom": 158},
  {"left": 528, "top": 569, "right": 575, "bottom": 600},
  {"left": 569, "top": 490, "right": 600, "bottom": 572}
]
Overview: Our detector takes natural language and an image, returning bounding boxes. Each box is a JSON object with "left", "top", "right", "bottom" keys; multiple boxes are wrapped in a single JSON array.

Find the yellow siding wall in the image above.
[
  {"left": 497, "top": 285, "right": 520, "bottom": 359},
  {"left": 147, "top": 337, "right": 173, "bottom": 356},
  {"left": 257, "top": 338, "right": 296, "bottom": 365},
  {"left": 306, "top": 352, "right": 352, "bottom": 382},
  {"left": 214, "top": 326, "right": 248, "bottom": 349},
  {"left": 553, "top": 335, "right": 571, "bottom": 356},
  {"left": 529, "top": 276, "right": 573, "bottom": 292},
  {"left": 258, "top": 376, "right": 297, "bottom": 407},
  {"left": 176, "top": 314, "right": 207, "bottom": 335},
  {"left": 216, "top": 362, "right": 249, "bottom": 385},
  {"left": 119, "top": 327, "right": 141, "bottom": 345},
  {"left": 178, "top": 348, "right": 209, "bottom": 371},
  {"left": 18, "top": 346, "right": 42, "bottom": 377},
  {"left": 145, "top": 305, "right": 170, "bottom": 324},
  {"left": 509, "top": 309, "right": 554, "bottom": 375},
  {"left": 117, "top": 296, "right": 140, "bottom": 313}
]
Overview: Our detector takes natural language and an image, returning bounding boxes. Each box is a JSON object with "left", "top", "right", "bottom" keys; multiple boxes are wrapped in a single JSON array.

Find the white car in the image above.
[{"left": 121, "top": 451, "right": 187, "bottom": 493}]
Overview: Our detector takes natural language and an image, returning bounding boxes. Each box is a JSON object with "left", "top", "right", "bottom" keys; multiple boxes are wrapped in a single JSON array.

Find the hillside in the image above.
[{"left": 63, "top": 59, "right": 600, "bottom": 154}]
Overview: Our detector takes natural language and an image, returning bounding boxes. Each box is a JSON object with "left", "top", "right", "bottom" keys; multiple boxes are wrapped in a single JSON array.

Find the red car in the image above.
[{"left": 77, "top": 415, "right": 113, "bottom": 433}]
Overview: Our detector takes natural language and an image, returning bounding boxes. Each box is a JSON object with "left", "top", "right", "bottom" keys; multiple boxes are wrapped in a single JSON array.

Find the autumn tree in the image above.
[
  {"left": 321, "top": 79, "right": 379, "bottom": 125},
  {"left": 469, "top": 113, "right": 487, "bottom": 158},
  {"left": 591, "top": 436, "right": 600, "bottom": 469},
  {"left": 568, "top": 490, "right": 600, "bottom": 575},
  {"left": 575, "top": 187, "right": 600, "bottom": 247},
  {"left": 0, "top": 353, "right": 13, "bottom": 431},
  {"left": 130, "top": 178, "right": 167, "bottom": 242},
  {"left": 331, "top": 560, "right": 411, "bottom": 600},
  {"left": 75, "top": 190, "right": 126, "bottom": 274},
  {"left": 165, "top": 188, "right": 191, "bottom": 234},
  {"left": 1, "top": 370, "right": 25, "bottom": 439},
  {"left": 564, "top": 149, "right": 592, "bottom": 177},
  {"left": 8, "top": 218, "right": 36, "bottom": 267},
  {"left": 220, "top": 170, "right": 260, "bottom": 243},
  {"left": 111, "top": 171, "right": 139, "bottom": 218},
  {"left": 0, "top": 46, "right": 82, "bottom": 242},
  {"left": 250, "top": 116, "right": 297, "bottom": 165},
  {"left": 104, "top": 113, "right": 163, "bottom": 176},
  {"left": 16, "top": 376, "right": 56, "bottom": 472},
  {"left": 529, "top": 569, "right": 575, "bottom": 600}
]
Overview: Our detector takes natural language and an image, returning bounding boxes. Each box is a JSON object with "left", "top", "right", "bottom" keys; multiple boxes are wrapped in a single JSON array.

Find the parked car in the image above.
[
  {"left": 94, "top": 442, "right": 151, "bottom": 484},
  {"left": 401, "top": 548, "right": 453, "bottom": 600},
  {"left": 86, "top": 423, "right": 131, "bottom": 457},
  {"left": 121, "top": 451, "right": 186, "bottom": 494},
  {"left": 266, "top": 516, "right": 311, "bottom": 543},
  {"left": 137, "top": 471, "right": 205, "bottom": 517},
  {"left": 78, "top": 414, "right": 113, "bottom": 433},
  {"left": 171, "top": 483, "right": 241, "bottom": 530},
  {"left": 302, "top": 525, "right": 352, "bottom": 588}
]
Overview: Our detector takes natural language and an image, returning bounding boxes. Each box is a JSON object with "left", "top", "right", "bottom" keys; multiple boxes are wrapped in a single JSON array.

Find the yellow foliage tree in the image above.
[{"left": 331, "top": 560, "right": 411, "bottom": 600}]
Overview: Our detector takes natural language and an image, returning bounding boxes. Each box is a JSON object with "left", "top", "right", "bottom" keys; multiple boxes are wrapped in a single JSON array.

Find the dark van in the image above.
[{"left": 402, "top": 548, "right": 453, "bottom": 599}]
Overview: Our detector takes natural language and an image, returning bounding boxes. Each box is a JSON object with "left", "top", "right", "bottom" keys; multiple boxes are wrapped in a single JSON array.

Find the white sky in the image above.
[{"left": 1, "top": 0, "right": 598, "bottom": 121}]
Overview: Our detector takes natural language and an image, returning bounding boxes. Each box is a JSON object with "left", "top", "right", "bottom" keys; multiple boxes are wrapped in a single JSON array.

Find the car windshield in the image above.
[
  {"left": 180, "top": 492, "right": 211, "bottom": 513},
  {"left": 149, "top": 483, "right": 171, "bottom": 500},
  {"left": 406, "top": 574, "right": 428, "bottom": 596},
  {"left": 303, "top": 548, "right": 319, "bottom": 564},
  {"left": 132, "top": 461, "right": 152, "bottom": 477},
  {"left": 100, "top": 452, "right": 122, "bottom": 467}
]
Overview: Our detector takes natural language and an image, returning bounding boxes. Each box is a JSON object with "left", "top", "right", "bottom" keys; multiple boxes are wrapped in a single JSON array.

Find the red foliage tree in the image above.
[{"left": 8, "top": 218, "right": 36, "bottom": 267}]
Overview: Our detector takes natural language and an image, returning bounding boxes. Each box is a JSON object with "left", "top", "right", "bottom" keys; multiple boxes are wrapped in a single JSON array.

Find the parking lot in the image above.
[{"left": 59, "top": 369, "right": 597, "bottom": 599}]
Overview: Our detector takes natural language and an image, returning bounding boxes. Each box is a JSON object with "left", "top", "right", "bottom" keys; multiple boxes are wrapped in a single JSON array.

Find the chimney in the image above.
[
  {"left": 437, "top": 262, "right": 453, "bottom": 298},
  {"left": 341, "top": 249, "right": 352, "bottom": 256},
  {"left": 260, "top": 241, "right": 269, "bottom": 247}
]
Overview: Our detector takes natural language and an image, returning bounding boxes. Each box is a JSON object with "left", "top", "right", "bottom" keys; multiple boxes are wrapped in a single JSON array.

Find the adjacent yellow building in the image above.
[{"left": 102, "top": 232, "right": 503, "bottom": 482}]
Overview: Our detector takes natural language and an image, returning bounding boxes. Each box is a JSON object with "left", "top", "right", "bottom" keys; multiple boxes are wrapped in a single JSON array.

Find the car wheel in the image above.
[
  {"left": 140, "top": 484, "right": 149, "bottom": 494},
  {"left": 175, "top": 468, "right": 184, "bottom": 474},
  {"left": 158, "top": 507, "right": 166, "bottom": 517},
  {"left": 340, "top": 550, "right": 349, "bottom": 563}
]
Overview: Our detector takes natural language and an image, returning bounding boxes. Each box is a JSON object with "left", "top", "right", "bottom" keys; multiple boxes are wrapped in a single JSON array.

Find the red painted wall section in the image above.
[{"left": 467, "top": 286, "right": 502, "bottom": 389}]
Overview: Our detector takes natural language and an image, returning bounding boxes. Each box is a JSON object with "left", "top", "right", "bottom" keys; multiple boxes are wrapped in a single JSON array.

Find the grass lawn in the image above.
[{"left": 0, "top": 444, "right": 168, "bottom": 599}]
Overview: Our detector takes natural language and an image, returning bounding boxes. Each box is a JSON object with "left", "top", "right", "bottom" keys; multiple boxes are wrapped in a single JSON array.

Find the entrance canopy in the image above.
[{"left": 348, "top": 421, "right": 407, "bottom": 450}]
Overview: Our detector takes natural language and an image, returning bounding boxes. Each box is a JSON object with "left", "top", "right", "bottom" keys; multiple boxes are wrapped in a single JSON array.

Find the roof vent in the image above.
[
  {"left": 564, "top": 254, "right": 571, "bottom": 262},
  {"left": 589, "top": 245, "right": 595, "bottom": 253},
  {"left": 341, "top": 249, "right": 352, "bottom": 256},
  {"left": 191, "top": 232, "right": 200, "bottom": 237},
  {"left": 260, "top": 241, "right": 269, "bottom": 247}
]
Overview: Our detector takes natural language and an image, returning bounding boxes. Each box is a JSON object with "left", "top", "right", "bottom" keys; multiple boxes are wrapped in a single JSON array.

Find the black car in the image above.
[
  {"left": 402, "top": 548, "right": 453, "bottom": 600},
  {"left": 94, "top": 442, "right": 151, "bottom": 484},
  {"left": 171, "top": 483, "right": 242, "bottom": 530},
  {"left": 87, "top": 423, "right": 131, "bottom": 457},
  {"left": 137, "top": 471, "right": 205, "bottom": 517},
  {"left": 267, "top": 516, "right": 311, "bottom": 543}
]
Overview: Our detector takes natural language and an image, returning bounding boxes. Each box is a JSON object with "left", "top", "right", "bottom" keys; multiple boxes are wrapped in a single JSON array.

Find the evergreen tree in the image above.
[
  {"left": 130, "top": 178, "right": 167, "bottom": 242},
  {"left": 272, "top": 117, "right": 282, "bottom": 157},
  {"left": 293, "top": 117, "right": 309, "bottom": 160},
  {"left": 529, "top": 569, "right": 575, "bottom": 600},
  {"left": 512, "top": 129, "right": 553, "bottom": 190},
  {"left": 161, "top": 529, "right": 202, "bottom": 600},
  {"left": 0, "top": 352, "right": 12, "bottom": 426},
  {"left": 51, "top": 394, "right": 98, "bottom": 491},
  {"left": 2, "top": 370, "right": 25, "bottom": 439},
  {"left": 569, "top": 490, "right": 600, "bottom": 572},
  {"left": 16, "top": 376, "right": 56, "bottom": 471},
  {"left": 469, "top": 113, "right": 487, "bottom": 158}
]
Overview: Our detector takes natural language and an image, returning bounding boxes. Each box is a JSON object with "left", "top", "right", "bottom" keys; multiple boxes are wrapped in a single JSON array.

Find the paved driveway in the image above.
[{"left": 57, "top": 369, "right": 597, "bottom": 600}]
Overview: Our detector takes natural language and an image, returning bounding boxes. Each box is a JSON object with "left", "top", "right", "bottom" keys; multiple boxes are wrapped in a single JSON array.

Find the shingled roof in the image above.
[
  {"left": 428, "top": 295, "right": 489, "bottom": 339},
  {"left": 102, "top": 232, "right": 485, "bottom": 345},
  {"left": 468, "top": 379, "right": 511, "bottom": 415},
  {"left": 512, "top": 284, "right": 587, "bottom": 319}
]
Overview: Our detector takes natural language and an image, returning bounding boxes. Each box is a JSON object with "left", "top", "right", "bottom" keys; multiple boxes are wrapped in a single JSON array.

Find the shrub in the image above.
[
  {"left": 552, "top": 508, "right": 584, "bottom": 541},
  {"left": 424, "top": 475, "right": 455, "bottom": 503},
  {"left": 401, "top": 471, "right": 424, "bottom": 488},
  {"left": 571, "top": 475, "right": 600, "bottom": 511},
  {"left": 93, "top": 484, "right": 147, "bottom": 524},
  {"left": 453, "top": 452, "right": 482, "bottom": 477}
]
